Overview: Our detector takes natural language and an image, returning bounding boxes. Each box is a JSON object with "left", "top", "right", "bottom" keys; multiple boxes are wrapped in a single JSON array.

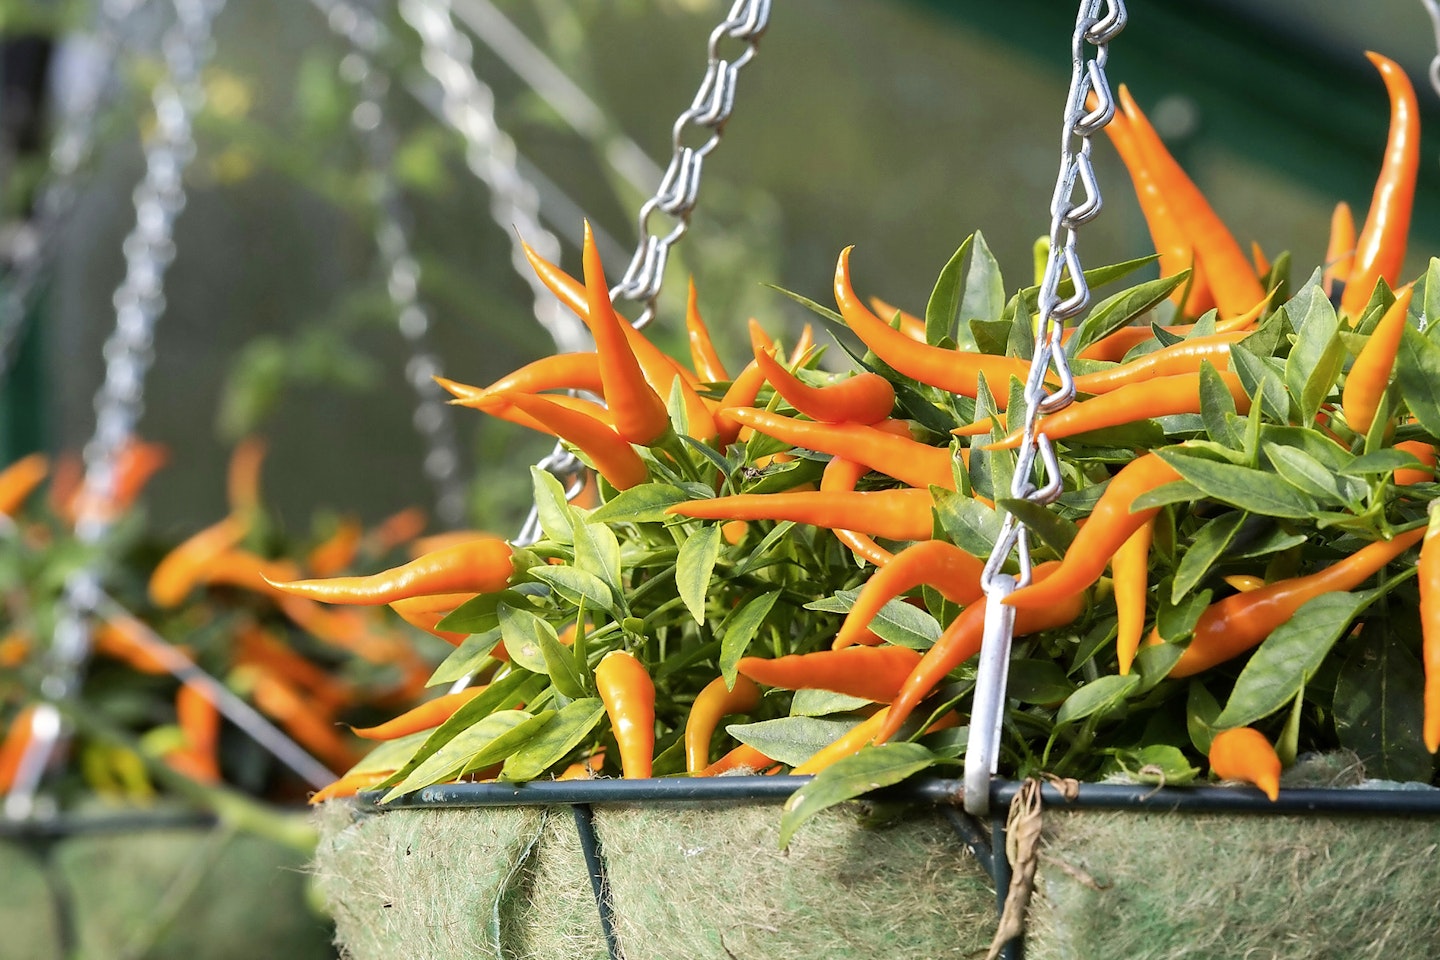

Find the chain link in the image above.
[
  {"left": 964, "top": 0, "right": 1125, "bottom": 817},
  {"left": 1424, "top": 0, "right": 1440, "bottom": 97},
  {"left": 0, "top": 1, "right": 141, "bottom": 378},
  {"left": 315, "top": 3, "right": 468, "bottom": 528},
  {"left": 6, "top": 0, "right": 226, "bottom": 821},
  {"left": 610, "top": 0, "right": 769, "bottom": 328}
]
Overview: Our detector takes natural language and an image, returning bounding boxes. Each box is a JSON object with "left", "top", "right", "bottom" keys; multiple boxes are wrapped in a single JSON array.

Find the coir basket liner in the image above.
[{"left": 312, "top": 775, "right": 1440, "bottom": 960}]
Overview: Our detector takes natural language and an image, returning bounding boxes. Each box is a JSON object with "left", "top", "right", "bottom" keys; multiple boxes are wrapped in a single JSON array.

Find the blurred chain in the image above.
[
  {"left": 1424, "top": 0, "right": 1440, "bottom": 97},
  {"left": 964, "top": 0, "right": 1125, "bottom": 818},
  {"left": 0, "top": 0, "right": 142, "bottom": 379},
  {"left": 310, "top": 2, "right": 466, "bottom": 529},
  {"left": 6, "top": 0, "right": 226, "bottom": 821},
  {"left": 610, "top": 0, "right": 769, "bottom": 329}
]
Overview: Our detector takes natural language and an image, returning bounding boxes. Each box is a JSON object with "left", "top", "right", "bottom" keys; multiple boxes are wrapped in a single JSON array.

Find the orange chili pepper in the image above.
[
  {"left": 309, "top": 769, "right": 393, "bottom": 804},
  {"left": 1395, "top": 440, "right": 1436, "bottom": 486},
  {"left": 749, "top": 320, "right": 895, "bottom": 425},
  {"left": 668, "top": 488, "right": 936, "bottom": 542},
  {"left": 1208, "top": 726, "right": 1281, "bottom": 801},
  {"left": 876, "top": 561, "right": 1083, "bottom": 745},
  {"left": 1422, "top": 505, "right": 1440, "bottom": 752},
  {"left": 791, "top": 708, "right": 891, "bottom": 775},
  {"left": 832, "top": 540, "right": 984, "bottom": 649},
  {"left": 0, "top": 452, "right": 48, "bottom": 516},
  {"left": 201, "top": 550, "right": 302, "bottom": 597},
  {"left": 1167, "top": 527, "right": 1426, "bottom": 678},
  {"left": 150, "top": 513, "right": 252, "bottom": 607},
  {"left": 307, "top": 516, "right": 364, "bottom": 577},
  {"left": 595, "top": 650, "right": 655, "bottom": 779},
  {"left": 820, "top": 455, "right": 894, "bottom": 568},
  {"left": 389, "top": 592, "right": 474, "bottom": 645},
  {"left": 1101, "top": 96, "right": 1215, "bottom": 316},
  {"left": 738, "top": 646, "right": 922, "bottom": 703},
  {"left": 66, "top": 438, "right": 168, "bottom": 523},
  {"left": 227, "top": 436, "right": 267, "bottom": 515},
  {"left": 715, "top": 359, "right": 768, "bottom": 448},
  {"left": 249, "top": 669, "right": 360, "bottom": 772},
  {"left": 729, "top": 407, "right": 959, "bottom": 491},
  {"left": 1251, "top": 241, "right": 1270, "bottom": 278},
  {"left": 558, "top": 749, "right": 607, "bottom": 780},
  {"left": 580, "top": 222, "right": 672, "bottom": 445},
  {"left": 1004, "top": 453, "right": 1182, "bottom": 610},
  {"left": 835, "top": 247, "right": 1036, "bottom": 404},
  {"left": 868, "top": 296, "right": 928, "bottom": 342},
  {"left": 351, "top": 688, "right": 486, "bottom": 740},
  {"left": 451, "top": 352, "right": 605, "bottom": 400},
  {"left": 982, "top": 372, "right": 1250, "bottom": 450},
  {"left": 1119, "top": 86, "right": 1265, "bottom": 319},
  {"left": 1342, "top": 285, "right": 1414, "bottom": 435},
  {"left": 168, "top": 684, "right": 221, "bottom": 784},
  {"left": 453, "top": 385, "right": 616, "bottom": 434},
  {"left": 1222, "top": 574, "right": 1267, "bottom": 593},
  {"left": 685, "top": 279, "right": 729, "bottom": 382},
  {"left": 1323, "top": 201, "right": 1356, "bottom": 296},
  {"left": 92, "top": 619, "right": 183, "bottom": 675},
  {"left": 363, "top": 506, "right": 428, "bottom": 556},
  {"left": 485, "top": 392, "right": 648, "bottom": 491},
  {"left": 0, "top": 631, "right": 30, "bottom": 668},
  {"left": 1340, "top": 52, "right": 1420, "bottom": 319},
  {"left": 1112, "top": 516, "right": 1154, "bottom": 676},
  {"left": 697, "top": 742, "right": 778, "bottom": 777},
  {"left": 684, "top": 675, "right": 762, "bottom": 774},
  {"left": 276, "top": 595, "right": 415, "bottom": 666},
  {"left": 1069, "top": 332, "right": 1249, "bottom": 396},
  {"left": 789, "top": 323, "right": 816, "bottom": 365},
  {"left": 267, "top": 536, "right": 515, "bottom": 605},
  {"left": 0, "top": 707, "right": 38, "bottom": 793},
  {"left": 236, "top": 625, "right": 355, "bottom": 713}
]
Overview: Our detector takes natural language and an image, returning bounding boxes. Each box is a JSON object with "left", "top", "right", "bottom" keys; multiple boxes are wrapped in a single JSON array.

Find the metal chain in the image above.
[
  {"left": 318, "top": 4, "right": 468, "bottom": 529},
  {"left": 0, "top": 0, "right": 142, "bottom": 379},
  {"left": 6, "top": 0, "right": 226, "bottom": 821},
  {"left": 610, "top": 0, "right": 769, "bottom": 329},
  {"left": 1423, "top": 0, "right": 1440, "bottom": 97},
  {"left": 964, "top": 0, "right": 1126, "bottom": 817}
]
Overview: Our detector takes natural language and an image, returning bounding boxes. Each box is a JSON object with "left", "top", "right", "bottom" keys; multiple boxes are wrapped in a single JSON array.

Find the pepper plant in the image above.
[{"left": 294, "top": 50, "right": 1440, "bottom": 841}]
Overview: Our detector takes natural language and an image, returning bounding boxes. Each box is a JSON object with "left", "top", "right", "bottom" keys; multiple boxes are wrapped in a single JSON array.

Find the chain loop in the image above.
[
  {"left": 1424, "top": 0, "right": 1440, "bottom": 98},
  {"left": 611, "top": 0, "right": 769, "bottom": 327},
  {"left": 965, "top": 0, "right": 1125, "bottom": 817},
  {"left": 7, "top": 0, "right": 227, "bottom": 822}
]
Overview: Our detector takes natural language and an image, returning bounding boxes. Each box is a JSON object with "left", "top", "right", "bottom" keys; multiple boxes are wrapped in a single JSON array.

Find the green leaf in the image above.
[
  {"left": 427, "top": 629, "right": 503, "bottom": 687},
  {"left": 1066, "top": 273, "right": 1187, "bottom": 359},
  {"left": 1056, "top": 674, "right": 1138, "bottom": 725},
  {"left": 1423, "top": 257, "right": 1440, "bottom": 330},
  {"left": 531, "top": 467, "right": 576, "bottom": 545},
  {"left": 1156, "top": 587, "right": 1212, "bottom": 642},
  {"left": 675, "top": 524, "right": 722, "bottom": 624},
  {"left": 779, "top": 742, "right": 936, "bottom": 847},
  {"left": 1157, "top": 449, "right": 1319, "bottom": 519},
  {"left": 1282, "top": 282, "right": 1342, "bottom": 425},
  {"left": 500, "top": 698, "right": 606, "bottom": 781},
  {"left": 1215, "top": 591, "right": 1373, "bottom": 729},
  {"left": 1230, "top": 347, "right": 1288, "bottom": 422},
  {"left": 934, "top": 491, "right": 1003, "bottom": 561},
  {"left": 1199, "top": 360, "right": 1240, "bottom": 447},
  {"left": 959, "top": 232, "right": 1004, "bottom": 338},
  {"left": 1259, "top": 425, "right": 1351, "bottom": 473},
  {"left": 573, "top": 518, "right": 623, "bottom": 603},
  {"left": 733, "top": 522, "right": 796, "bottom": 577},
  {"left": 1264, "top": 443, "right": 1357, "bottom": 506},
  {"left": 727, "top": 716, "right": 860, "bottom": 766},
  {"left": 1343, "top": 449, "right": 1426, "bottom": 476},
  {"left": 381, "top": 709, "right": 545, "bottom": 802},
  {"left": 437, "top": 589, "right": 533, "bottom": 634},
  {"left": 1007, "top": 659, "right": 1075, "bottom": 704},
  {"left": 1186, "top": 680, "right": 1223, "bottom": 755},
  {"left": 339, "top": 730, "right": 434, "bottom": 779},
  {"left": 805, "top": 590, "right": 941, "bottom": 650},
  {"left": 498, "top": 605, "right": 562, "bottom": 678},
  {"left": 1130, "top": 479, "right": 1204, "bottom": 512},
  {"left": 1333, "top": 617, "right": 1431, "bottom": 781},
  {"left": 789, "top": 689, "right": 875, "bottom": 717},
  {"left": 527, "top": 566, "right": 615, "bottom": 615},
  {"left": 925, "top": 235, "right": 973, "bottom": 347},
  {"left": 996, "top": 498, "right": 1077, "bottom": 556},
  {"left": 1107, "top": 744, "right": 1200, "bottom": 785},
  {"left": 589, "top": 483, "right": 692, "bottom": 523},
  {"left": 1395, "top": 324, "right": 1440, "bottom": 439},
  {"left": 1171, "top": 512, "right": 1245, "bottom": 602},
  {"left": 719, "top": 590, "right": 782, "bottom": 686}
]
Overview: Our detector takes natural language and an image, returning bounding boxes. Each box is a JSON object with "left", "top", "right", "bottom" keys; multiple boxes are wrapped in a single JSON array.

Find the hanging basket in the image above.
[
  {"left": 312, "top": 773, "right": 1440, "bottom": 960},
  {"left": 0, "top": 811, "right": 335, "bottom": 960}
]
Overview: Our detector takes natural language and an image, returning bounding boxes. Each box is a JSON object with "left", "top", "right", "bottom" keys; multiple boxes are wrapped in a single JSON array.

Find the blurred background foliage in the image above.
[{"left": 2, "top": 0, "right": 1440, "bottom": 538}]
